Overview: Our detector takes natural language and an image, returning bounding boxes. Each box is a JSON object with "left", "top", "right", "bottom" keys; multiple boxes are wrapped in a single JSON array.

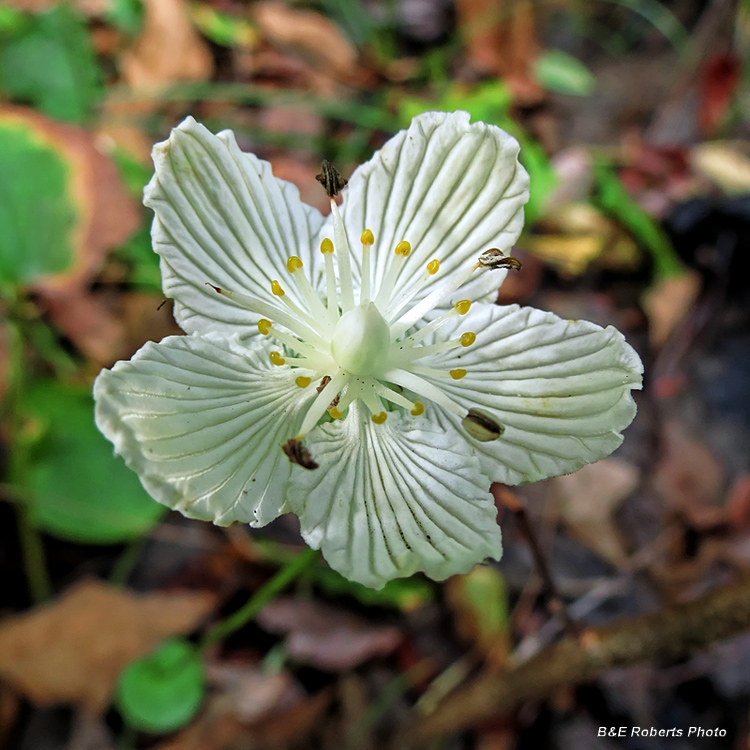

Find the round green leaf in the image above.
[
  {"left": 533, "top": 50, "right": 596, "bottom": 96},
  {"left": 116, "top": 639, "right": 205, "bottom": 734},
  {"left": 22, "top": 381, "right": 165, "bottom": 544},
  {"left": 0, "top": 119, "right": 77, "bottom": 285},
  {"left": 0, "top": 5, "right": 102, "bottom": 123}
]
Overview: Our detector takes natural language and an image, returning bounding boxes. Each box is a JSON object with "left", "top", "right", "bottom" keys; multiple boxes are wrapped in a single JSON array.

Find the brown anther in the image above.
[
  {"left": 282, "top": 438, "right": 318, "bottom": 470},
  {"left": 316, "top": 160, "right": 348, "bottom": 197},
  {"left": 317, "top": 375, "right": 332, "bottom": 394},
  {"left": 462, "top": 408, "right": 504, "bottom": 442},
  {"left": 205, "top": 282, "right": 222, "bottom": 293},
  {"left": 478, "top": 248, "right": 523, "bottom": 271}
]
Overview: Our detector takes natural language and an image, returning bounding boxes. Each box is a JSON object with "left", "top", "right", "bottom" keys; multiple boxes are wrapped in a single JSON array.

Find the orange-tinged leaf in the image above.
[{"left": 0, "top": 581, "right": 215, "bottom": 711}]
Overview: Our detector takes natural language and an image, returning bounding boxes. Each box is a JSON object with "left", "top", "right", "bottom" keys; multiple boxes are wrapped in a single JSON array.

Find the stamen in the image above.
[
  {"left": 296, "top": 376, "right": 312, "bottom": 388},
  {"left": 371, "top": 412, "right": 388, "bottom": 424},
  {"left": 265, "top": 326, "right": 331, "bottom": 368},
  {"left": 375, "top": 240, "right": 411, "bottom": 309},
  {"left": 258, "top": 319, "right": 272, "bottom": 335},
  {"left": 410, "top": 402, "right": 425, "bottom": 416},
  {"left": 205, "top": 283, "right": 326, "bottom": 348},
  {"left": 450, "top": 369, "right": 467, "bottom": 380},
  {"left": 392, "top": 333, "right": 475, "bottom": 363},
  {"left": 396, "top": 300, "right": 472, "bottom": 347},
  {"left": 385, "top": 257, "right": 441, "bottom": 321},
  {"left": 330, "top": 198, "right": 355, "bottom": 312},
  {"left": 462, "top": 408, "right": 504, "bottom": 441},
  {"left": 286, "top": 255, "right": 330, "bottom": 325},
  {"left": 282, "top": 438, "right": 318, "bottom": 470},
  {"left": 271, "top": 279, "right": 325, "bottom": 335},
  {"left": 297, "top": 371, "right": 347, "bottom": 437},
  {"left": 389, "top": 261, "right": 481, "bottom": 337},
  {"left": 329, "top": 406, "right": 344, "bottom": 419},
  {"left": 320, "top": 238, "right": 340, "bottom": 322},
  {"left": 269, "top": 351, "right": 285, "bottom": 366},
  {"left": 360, "top": 229, "right": 374, "bottom": 304},
  {"left": 383, "top": 368, "right": 465, "bottom": 417}
]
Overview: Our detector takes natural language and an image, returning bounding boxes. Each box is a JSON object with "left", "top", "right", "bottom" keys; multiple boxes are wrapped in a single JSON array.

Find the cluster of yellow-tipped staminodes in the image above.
[{"left": 207, "top": 173, "right": 519, "bottom": 468}]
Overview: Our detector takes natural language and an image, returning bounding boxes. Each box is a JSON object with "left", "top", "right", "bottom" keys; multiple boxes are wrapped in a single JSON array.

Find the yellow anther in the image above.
[
  {"left": 257, "top": 319, "right": 272, "bottom": 335},
  {"left": 427, "top": 259, "right": 440, "bottom": 275},
  {"left": 320, "top": 238, "right": 334, "bottom": 254},
  {"left": 450, "top": 368, "right": 467, "bottom": 380},
  {"left": 329, "top": 406, "right": 343, "bottom": 419},
  {"left": 371, "top": 411, "right": 388, "bottom": 424},
  {"left": 270, "top": 351, "right": 286, "bottom": 366},
  {"left": 286, "top": 256, "right": 303, "bottom": 273},
  {"left": 454, "top": 300, "right": 471, "bottom": 315},
  {"left": 361, "top": 229, "right": 374, "bottom": 246},
  {"left": 410, "top": 402, "right": 425, "bottom": 417},
  {"left": 295, "top": 376, "right": 311, "bottom": 388},
  {"left": 271, "top": 280, "right": 285, "bottom": 296},
  {"left": 460, "top": 332, "right": 477, "bottom": 347},
  {"left": 395, "top": 240, "right": 411, "bottom": 257}
]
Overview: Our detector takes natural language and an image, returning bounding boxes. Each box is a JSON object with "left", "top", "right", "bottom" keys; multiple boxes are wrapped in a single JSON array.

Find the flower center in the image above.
[
  {"left": 206, "top": 162, "right": 519, "bottom": 467},
  {"left": 331, "top": 302, "right": 390, "bottom": 376}
]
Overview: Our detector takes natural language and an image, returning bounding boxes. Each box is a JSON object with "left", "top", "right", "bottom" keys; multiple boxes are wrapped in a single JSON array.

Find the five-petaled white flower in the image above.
[{"left": 94, "top": 111, "right": 643, "bottom": 589}]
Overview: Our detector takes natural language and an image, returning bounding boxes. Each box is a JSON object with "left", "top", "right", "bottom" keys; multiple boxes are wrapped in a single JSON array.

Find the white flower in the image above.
[{"left": 94, "top": 112, "right": 643, "bottom": 589}]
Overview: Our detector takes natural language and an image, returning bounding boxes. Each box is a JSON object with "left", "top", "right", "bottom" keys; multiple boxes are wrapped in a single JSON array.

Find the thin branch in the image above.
[{"left": 410, "top": 574, "right": 750, "bottom": 741}]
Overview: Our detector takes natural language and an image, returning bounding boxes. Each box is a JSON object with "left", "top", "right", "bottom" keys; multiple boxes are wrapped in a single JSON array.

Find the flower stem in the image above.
[{"left": 199, "top": 546, "right": 319, "bottom": 652}]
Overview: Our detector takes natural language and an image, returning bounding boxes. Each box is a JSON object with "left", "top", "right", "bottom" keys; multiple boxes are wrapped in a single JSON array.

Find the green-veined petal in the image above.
[
  {"left": 288, "top": 403, "right": 502, "bottom": 589},
  {"left": 94, "top": 332, "right": 316, "bottom": 526},
  {"left": 320, "top": 111, "right": 529, "bottom": 311},
  {"left": 144, "top": 117, "right": 325, "bottom": 336},
  {"left": 420, "top": 303, "right": 643, "bottom": 484}
]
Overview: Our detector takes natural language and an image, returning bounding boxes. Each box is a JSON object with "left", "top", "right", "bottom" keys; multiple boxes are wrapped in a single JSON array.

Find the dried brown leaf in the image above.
[
  {"left": 0, "top": 580, "right": 215, "bottom": 711},
  {"left": 552, "top": 458, "right": 641, "bottom": 567},
  {"left": 641, "top": 271, "right": 701, "bottom": 348},
  {"left": 121, "top": 0, "right": 214, "bottom": 90},
  {"left": 252, "top": 2, "right": 361, "bottom": 84},
  {"left": 0, "top": 107, "right": 140, "bottom": 292},
  {"left": 257, "top": 597, "right": 401, "bottom": 671}
]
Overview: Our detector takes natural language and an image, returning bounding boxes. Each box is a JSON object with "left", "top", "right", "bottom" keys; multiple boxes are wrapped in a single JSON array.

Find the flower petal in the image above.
[
  {"left": 421, "top": 303, "right": 643, "bottom": 484},
  {"left": 144, "top": 117, "right": 325, "bottom": 336},
  {"left": 288, "top": 403, "right": 502, "bottom": 588},
  {"left": 94, "top": 333, "right": 316, "bottom": 526},
  {"left": 321, "top": 111, "right": 529, "bottom": 310}
]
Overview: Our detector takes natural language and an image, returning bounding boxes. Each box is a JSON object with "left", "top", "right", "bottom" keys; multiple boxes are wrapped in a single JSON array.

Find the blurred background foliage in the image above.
[{"left": 0, "top": 0, "right": 749, "bottom": 747}]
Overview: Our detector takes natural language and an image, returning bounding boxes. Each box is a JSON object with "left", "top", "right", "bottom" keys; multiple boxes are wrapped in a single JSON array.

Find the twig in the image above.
[
  {"left": 410, "top": 574, "right": 750, "bottom": 741},
  {"left": 495, "top": 487, "right": 579, "bottom": 635}
]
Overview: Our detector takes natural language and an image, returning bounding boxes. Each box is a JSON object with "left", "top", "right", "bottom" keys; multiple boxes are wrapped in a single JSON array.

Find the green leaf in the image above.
[
  {"left": 0, "top": 119, "right": 76, "bottom": 285},
  {"left": 0, "top": 5, "right": 102, "bottom": 123},
  {"left": 106, "top": 0, "right": 144, "bottom": 36},
  {"left": 313, "top": 566, "right": 434, "bottom": 611},
  {"left": 116, "top": 639, "right": 205, "bottom": 734},
  {"left": 534, "top": 50, "right": 596, "bottom": 96},
  {"left": 593, "top": 161, "right": 683, "bottom": 278},
  {"left": 21, "top": 381, "right": 165, "bottom": 544}
]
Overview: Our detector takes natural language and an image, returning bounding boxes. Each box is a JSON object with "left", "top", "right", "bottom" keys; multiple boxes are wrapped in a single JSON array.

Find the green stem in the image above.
[
  {"left": 16, "top": 504, "right": 51, "bottom": 602},
  {"left": 5, "top": 320, "right": 51, "bottom": 603},
  {"left": 199, "top": 546, "right": 318, "bottom": 652}
]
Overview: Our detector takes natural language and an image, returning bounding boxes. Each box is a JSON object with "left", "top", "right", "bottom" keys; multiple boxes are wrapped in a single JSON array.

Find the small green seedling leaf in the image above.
[
  {"left": 116, "top": 639, "right": 205, "bottom": 734},
  {"left": 594, "top": 160, "right": 683, "bottom": 278},
  {"left": 533, "top": 49, "right": 596, "bottom": 96}
]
